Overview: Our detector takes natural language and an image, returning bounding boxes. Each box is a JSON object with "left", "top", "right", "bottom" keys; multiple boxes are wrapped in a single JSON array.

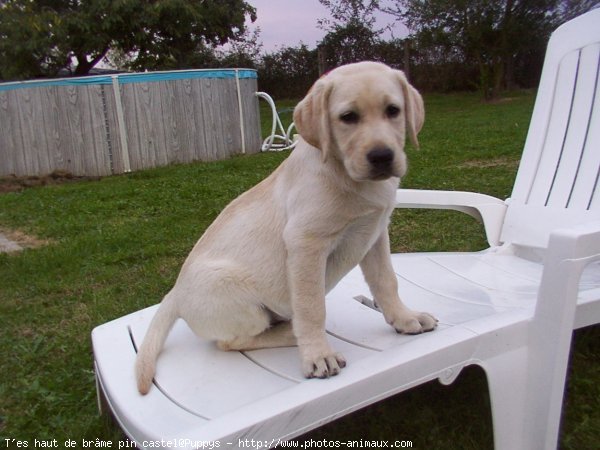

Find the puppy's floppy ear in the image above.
[
  {"left": 293, "top": 77, "right": 334, "bottom": 162},
  {"left": 396, "top": 70, "right": 425, "bottom": 149}
]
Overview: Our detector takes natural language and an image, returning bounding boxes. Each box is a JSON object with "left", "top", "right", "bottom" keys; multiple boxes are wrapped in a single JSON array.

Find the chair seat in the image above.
[{"left": 92, "top": 248, "right": 600, "bottom": 447}]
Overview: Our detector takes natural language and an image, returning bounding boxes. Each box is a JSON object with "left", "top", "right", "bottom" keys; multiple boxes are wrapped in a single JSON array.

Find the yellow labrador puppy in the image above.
[{"left": 136, "top": 61, "right": 437, "bottom": 394}]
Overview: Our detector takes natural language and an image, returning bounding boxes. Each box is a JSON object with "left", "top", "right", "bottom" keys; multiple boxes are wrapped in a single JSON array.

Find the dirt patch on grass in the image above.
[
  {"left": 0, "top": 228, "right": 52, "bottom": 253},
  {"left": 486, "top": 96, "right": 519, "bottom": 104},
  {"left": 0, "top": 170, "right": 101, "bottom": 194},
  {"left": 456, "top": 157, "right": 520, "bottom": 169}
]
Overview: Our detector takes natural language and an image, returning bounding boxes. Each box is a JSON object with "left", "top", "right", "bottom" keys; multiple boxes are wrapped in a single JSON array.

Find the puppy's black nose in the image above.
[{"left": 367, "top": 148, "right": 394, "bottom": 167}]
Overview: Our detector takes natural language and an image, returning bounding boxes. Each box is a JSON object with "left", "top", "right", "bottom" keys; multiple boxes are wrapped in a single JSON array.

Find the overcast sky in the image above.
[{"left": 246, "top": 0, "right": 407, "bottom": 53}]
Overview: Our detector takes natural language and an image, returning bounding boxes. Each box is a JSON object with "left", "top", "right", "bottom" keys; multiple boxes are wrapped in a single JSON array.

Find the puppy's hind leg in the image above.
[
  {"left": 180, "top": 260, "right": 296, "bottom": 352},
  {"left": 217, "top": 321, "right": 297, "bottom": 351}
]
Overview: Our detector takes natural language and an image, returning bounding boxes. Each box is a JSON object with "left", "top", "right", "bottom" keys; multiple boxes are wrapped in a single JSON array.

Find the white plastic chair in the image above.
[{"left": 92, "top": 9, "right": 600, "bottom": 450}]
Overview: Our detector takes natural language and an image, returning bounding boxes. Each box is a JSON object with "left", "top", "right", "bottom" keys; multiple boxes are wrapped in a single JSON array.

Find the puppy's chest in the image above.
[{"left": 330, "top": 208, "right": 389, "bottom": 261}]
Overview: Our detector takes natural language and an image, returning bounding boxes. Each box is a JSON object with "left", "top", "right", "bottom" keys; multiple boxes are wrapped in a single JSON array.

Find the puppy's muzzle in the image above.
[{"left": 367, "top": 148, "right": 395, "bottom": 180}]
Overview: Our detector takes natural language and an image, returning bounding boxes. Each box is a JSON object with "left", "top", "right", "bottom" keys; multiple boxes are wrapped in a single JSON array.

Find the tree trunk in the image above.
[
  {"left": 317, "top": 45, "right": 331, "bottom": 76},
  {"left": 73, "top": 47, "right": 109, "bottom": 76},
  {"left": 504, "top": 54, "right": 515, "bottom": 90},
  {"left": 403, "top": 38, "right": 411, "bottom": 80},
  {"left": 477, "top": 58, "right": 492, "bottom": 101},
  {"left": 492, "top": 58, "right": 504, "bottom": 99}
]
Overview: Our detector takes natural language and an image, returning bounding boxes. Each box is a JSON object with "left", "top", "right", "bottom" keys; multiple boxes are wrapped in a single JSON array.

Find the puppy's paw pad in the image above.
[{"left": 302, "top": 352, "right": 346, "bottom": 379}]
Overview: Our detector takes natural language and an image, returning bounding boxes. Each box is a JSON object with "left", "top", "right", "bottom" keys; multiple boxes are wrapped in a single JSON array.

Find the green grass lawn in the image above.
[{"left": 1, "top": 91, "right": 598, "bottom": 449}]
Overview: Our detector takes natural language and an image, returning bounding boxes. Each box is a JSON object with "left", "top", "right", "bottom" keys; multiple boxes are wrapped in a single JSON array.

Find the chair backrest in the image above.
[{"left": 501, "top": 8, "right": 600, "bottom": 249}]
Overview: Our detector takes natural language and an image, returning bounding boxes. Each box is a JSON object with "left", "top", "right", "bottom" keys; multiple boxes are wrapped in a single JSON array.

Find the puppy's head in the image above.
[{"left": 293, "top": 61, "right": 424, "bottom": 181}]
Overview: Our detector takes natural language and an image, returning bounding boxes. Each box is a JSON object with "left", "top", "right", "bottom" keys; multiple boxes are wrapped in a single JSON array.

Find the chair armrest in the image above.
[
  {"left": 546, "top": 220, "right": 600, "bottom": 261},
  {"left": 395, "top": 189, "right": 508, "bottom": 247},
  {"left": 537, "top": 219, "right": 600, "bottom": 330}
]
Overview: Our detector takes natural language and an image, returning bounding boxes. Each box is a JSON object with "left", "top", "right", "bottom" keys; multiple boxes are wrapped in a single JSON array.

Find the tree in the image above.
[
  {"left": 317, "top": 0, "right": 385, "bottom": 71},
  {"left": 318, "top": 0, "right": 382, "bottom": 31},
  {"left": 258, "top": 44, "right": 319, "bottom": 98},
  {"left": 379, "top": 0, "right": 578, "bottom": 98},
  {"left": 318, "top": 19, "right": 382, "bottom": 70},
  {"left": 557, "top": 0, "right": 600, "bottom": 21},
  {"left": 0, "top": 1, "right": 66, "bottom": 80},
  {"left": 217, "top": 27, "right": 263, "bottom": 69},
  {"left": 0, "top": 0, "right": 256, "bottom": 80}
]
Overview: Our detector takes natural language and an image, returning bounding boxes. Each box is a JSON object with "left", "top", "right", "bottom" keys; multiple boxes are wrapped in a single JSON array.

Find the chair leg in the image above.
[
  {"left": 481, "top": 348, "right": 531, "bottom": 450},
  {"left": 484, "top": 345, "right": 569, "bottom": 450}
]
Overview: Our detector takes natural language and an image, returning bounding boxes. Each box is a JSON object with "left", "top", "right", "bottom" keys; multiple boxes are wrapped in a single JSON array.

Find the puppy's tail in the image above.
[{"left": 135, "top": 293, "right": 178, "bottom": 395}]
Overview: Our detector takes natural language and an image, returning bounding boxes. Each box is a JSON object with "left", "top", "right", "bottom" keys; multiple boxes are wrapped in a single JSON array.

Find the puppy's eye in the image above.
[
  {"left": 385, "top": 105, "right": 401, "bottom": 118},
  {"left": 340, "top": 111, "right": 360, "bottom": 124}
]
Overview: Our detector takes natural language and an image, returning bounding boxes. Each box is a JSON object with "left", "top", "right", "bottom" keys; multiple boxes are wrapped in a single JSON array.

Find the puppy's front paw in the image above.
[
  {"left": 390, "top": 311, "right": 438, "bottom": 335},
  {"left": 301, "top": 347, "right": 347, "bottom": 379}
]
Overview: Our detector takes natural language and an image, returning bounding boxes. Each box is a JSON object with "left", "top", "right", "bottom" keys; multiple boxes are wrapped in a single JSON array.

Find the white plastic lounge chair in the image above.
[{"left": 92, "top": 9, "right": 600, "bottom": 450}]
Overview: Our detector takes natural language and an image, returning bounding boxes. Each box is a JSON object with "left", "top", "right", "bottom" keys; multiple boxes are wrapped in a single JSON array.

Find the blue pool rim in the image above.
[{"left": 0, "top": 69, "right": 258, "bottom": 92}]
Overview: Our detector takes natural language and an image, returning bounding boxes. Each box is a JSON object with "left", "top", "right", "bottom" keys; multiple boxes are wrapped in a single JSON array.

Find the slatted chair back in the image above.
[{"left": 501, "top": 9, "right": 600, "bottom": 249}]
